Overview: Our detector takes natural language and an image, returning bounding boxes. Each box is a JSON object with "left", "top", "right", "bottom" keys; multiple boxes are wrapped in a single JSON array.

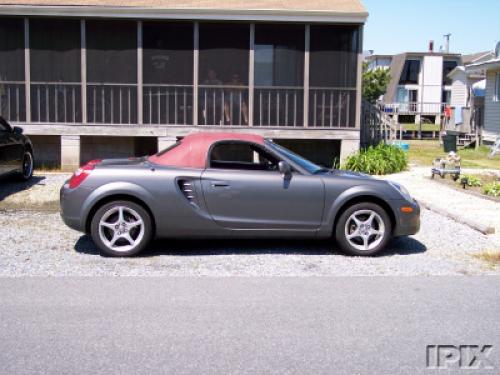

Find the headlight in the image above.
[{"left": 388, "top": 181, "right": 412, "bottom": 200}]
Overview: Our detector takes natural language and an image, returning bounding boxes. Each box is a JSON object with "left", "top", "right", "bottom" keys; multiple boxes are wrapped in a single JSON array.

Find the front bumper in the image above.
[{"left": 391, "top": 199, "right": 421, "bottom": 237}]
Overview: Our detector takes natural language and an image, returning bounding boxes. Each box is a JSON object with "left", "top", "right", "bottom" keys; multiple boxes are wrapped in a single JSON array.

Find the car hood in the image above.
[{"left": 327, "top": 169, "right": 374, "bottom": 180}]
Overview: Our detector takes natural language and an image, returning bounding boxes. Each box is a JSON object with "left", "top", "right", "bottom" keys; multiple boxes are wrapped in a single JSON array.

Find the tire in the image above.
[
  {"left": 17, "top": 150, "right": 34, "bottom": 181},
  {"left": 90, "top": 200, "right": 153, "bottom": 257},
  {"left": 335, "top": 202, "right": 392, "bottom": 256}
]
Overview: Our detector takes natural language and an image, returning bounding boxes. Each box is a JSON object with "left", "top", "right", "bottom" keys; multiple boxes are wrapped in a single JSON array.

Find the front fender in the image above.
[
  {"left": 81, "top": 181, "right": 156, "bottom": 226},
  {"left": 320, "top": 184, "right": 394, "bottom": 236}
]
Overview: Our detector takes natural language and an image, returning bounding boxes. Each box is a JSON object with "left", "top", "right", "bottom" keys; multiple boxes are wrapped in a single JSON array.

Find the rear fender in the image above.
[{"left": 81, "top": 181, "right": 156, "bottom": 225}]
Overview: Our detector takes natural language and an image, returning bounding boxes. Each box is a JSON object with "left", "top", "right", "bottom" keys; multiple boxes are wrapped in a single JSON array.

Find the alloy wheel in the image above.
[
  {"left": 98, "top": 206, "right": 145, "bottom": 252},
  {"left": 344, "top": 209, "right": 385, "bottom": 252}
]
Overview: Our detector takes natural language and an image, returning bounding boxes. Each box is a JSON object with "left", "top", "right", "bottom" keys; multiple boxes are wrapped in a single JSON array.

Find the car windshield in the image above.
[{"left": 266, "top": 141, "right": 326, "bottom": 175}]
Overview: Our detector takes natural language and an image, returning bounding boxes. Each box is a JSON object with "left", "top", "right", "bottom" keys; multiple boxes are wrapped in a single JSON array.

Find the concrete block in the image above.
[
  {"left": 61, "top": 135, "right": 80, "bottom": 172},
  {"left": 340, "top": 139, "right": 360, "bottom": 163}
]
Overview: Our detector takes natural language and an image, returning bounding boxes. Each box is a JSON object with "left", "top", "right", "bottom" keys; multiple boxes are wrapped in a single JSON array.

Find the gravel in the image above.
[
  {"left": 0, "top": 173, "right": 70, "bottom": 211},
  {"left": 0, "top": 208, "right": 498, "bottom": 277}
]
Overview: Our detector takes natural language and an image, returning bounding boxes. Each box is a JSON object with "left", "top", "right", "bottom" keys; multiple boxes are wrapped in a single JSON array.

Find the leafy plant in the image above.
[
  {"left": 459, "top": 175, "right": 482, "bottom": 187},
  {"left": 342, "top": 143, "right": 408, "bottom": 175},
  {"left": 362, "top": 62, "right": 391, "bottom": 103},
  {"left": 483, "top": 182, "right": 500, "bottom": 197}
]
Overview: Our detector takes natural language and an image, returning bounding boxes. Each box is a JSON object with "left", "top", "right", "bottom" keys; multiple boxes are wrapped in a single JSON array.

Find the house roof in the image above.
[
  {"left": 462, "top": 51, "right": 495, "bottom": 65},
  {"left": 0, "top": 0, "right": 368, "bottom": 17},
  {"left": 148, "top": 132, "right": 265, "bottom": 169},
  {"left": 466, "top": 58, "right": 500, "bottom": 73}
]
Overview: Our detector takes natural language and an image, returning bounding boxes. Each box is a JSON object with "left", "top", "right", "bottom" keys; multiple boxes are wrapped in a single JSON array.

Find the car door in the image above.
[
  {"left": 0, "top": 118, "right": 22, "bottom": 173},
  {"left": 0, "top": 122, "right": 8, "bottom": 175},
  {"left": 200, "top": 141, "right": 324, "bottom": 231}
]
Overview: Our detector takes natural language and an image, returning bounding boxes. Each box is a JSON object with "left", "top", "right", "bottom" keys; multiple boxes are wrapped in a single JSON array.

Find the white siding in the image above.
[
  {"left": 422, "top": 55, "right": 443, "bottom": 104},
  {"left": 484, "top": 69, "right": 500, "bottom": 141},
  {"left": 450, "top": 69, "right": 467, "bottom": 107}
]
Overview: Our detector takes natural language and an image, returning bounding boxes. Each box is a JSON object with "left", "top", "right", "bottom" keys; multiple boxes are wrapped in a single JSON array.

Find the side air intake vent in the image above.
[{"left": 178, "top": 179, "right": 198, "bottom": 206}]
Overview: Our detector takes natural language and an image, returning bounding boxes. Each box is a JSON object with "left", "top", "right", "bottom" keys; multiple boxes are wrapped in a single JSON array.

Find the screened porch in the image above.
[{"left": 0, "top": 17, "right": 360, "bottom": 129}]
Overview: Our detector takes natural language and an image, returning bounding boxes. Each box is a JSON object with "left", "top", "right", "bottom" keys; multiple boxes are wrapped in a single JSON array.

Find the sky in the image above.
[{"left": 362, "top": 0, "right": 500, "bottom": 55}]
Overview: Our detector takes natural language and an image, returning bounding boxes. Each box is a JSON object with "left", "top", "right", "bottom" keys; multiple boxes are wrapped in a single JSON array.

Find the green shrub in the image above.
[
  {"left": 460, "top": 175, "right": 482, "bottom": 187},
  {"left": 342, "top": 143, "right": 408, "bottom": 175},
  {"left": 483, "top": 182, "right": 500, "bottom": 197}
]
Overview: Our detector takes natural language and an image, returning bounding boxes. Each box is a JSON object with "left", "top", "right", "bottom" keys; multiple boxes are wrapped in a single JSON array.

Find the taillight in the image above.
[{"left": 68, "top": 160, "right": 101, "bottom": 189}]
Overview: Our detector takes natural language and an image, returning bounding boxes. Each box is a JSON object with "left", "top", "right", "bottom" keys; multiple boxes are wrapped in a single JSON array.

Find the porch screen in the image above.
[
  {"left": 254, "top": 24, "right": 304, "bottom": 127},
  {"left": 309, "top": 25, "right": 360, "bottom": 128},
  {"left": 0, "top": 18, "right": 25, "bottom": 122},
  {"left": 86, "top": 20, "right": 137, "bottom": 124},
  {"left": 30, "top": 19, "right": 81, "bottom": 123},
  {"left": 199, "top": 23, "right": 249, "bottom": 126},
  {"left": 143, "top": 22, "right": 193, "bottom": 125}
]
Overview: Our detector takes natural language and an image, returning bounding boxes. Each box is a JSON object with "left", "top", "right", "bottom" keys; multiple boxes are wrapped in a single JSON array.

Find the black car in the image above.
[{"left": 0, "top": 116, "right": 34, "bottom": 181}]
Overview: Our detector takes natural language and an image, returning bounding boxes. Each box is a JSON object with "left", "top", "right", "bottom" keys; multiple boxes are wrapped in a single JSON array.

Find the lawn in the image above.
[
  {"left": 399, "top": 123, "right": 440, "bottom": 132},
  {"left": 407, "top": 140, "right": 500, "bottom": 169}
]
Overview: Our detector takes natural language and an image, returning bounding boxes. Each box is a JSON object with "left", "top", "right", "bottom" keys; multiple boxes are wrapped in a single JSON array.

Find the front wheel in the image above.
[
  {"left": 90, "top": 200, "right": 153, "bottom": 257},
  {"left": 335, "top": 202, "right": 392, "bottom": 256}
]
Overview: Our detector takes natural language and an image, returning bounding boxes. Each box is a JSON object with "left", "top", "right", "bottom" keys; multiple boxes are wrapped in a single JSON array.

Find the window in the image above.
[
  {"left": 0, "top": 17, "right": 25, "bottom": 122},
  {"left": 30, "top": 19, "right": 81, "bottom": 123},
  {"left": 442, "top": 90, "right": 451, "bottom": 104},
  {"left": 309, "top": 25, "right": 359, "bottom": 127},
  {"left": 86, "top": 20, "right": 137, "bottom": 124},
  {"left": 209, "top": 142, "right": 279, "bottom": 171},
  {"left": 495, "top": 73, "right": 500, "bottom": 102},
  {"left": 199, "top": 23, "right": 249, "bottom": 126},
  {"left": 143, "top": 22, "right": 193, "bottom": 125},
  {"left": 254, "top": 24, "right": 304, "bottom": 126},
  {"left": 443, "top": 60, "right": 458, "bottom": 86},
  {"left": 399, "top": 60, "right": 420, "bottom": 84}
]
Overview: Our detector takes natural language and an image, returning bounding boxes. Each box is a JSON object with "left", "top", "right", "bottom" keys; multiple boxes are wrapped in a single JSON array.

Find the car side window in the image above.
[{"left": 209, "top": 142, "right": 279, "bottom": 172}]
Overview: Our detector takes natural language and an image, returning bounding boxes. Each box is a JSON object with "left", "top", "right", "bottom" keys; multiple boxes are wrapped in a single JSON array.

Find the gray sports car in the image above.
[{"left": 60, "top": 132, "right": 420, "bottom": 257}]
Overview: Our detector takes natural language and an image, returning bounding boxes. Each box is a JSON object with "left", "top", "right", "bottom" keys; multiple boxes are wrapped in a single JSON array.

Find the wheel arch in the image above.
[
  {"left": 84, "top": 194, "right": 156, "bottom": 236},
  {"left": 331, "top": 195, "right": 396, "bottom": 236}
]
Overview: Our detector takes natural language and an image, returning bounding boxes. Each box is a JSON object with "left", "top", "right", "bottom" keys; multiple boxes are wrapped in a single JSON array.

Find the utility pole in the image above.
[{"left": 443, "top": 33, "right": 451, "bottom": 53}]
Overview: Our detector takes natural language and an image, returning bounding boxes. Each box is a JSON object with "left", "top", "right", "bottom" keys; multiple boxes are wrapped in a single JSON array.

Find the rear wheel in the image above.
[
  {"left": 90, "top": 200, "right": 152, "bottom": 257},
  {"left": 17, "top": 150, "right": 34, "bottom": 181},
  {"left": 335, "top": 202, "right": 392, "bottom": 256}
]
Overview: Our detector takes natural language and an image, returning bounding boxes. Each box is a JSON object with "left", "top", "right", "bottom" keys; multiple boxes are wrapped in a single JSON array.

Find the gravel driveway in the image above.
[{"left": 1, "top": 208, "right": 498, "bottom": 277}]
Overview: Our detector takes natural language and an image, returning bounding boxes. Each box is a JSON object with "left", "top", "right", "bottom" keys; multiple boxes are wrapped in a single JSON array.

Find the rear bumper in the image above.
[
  {"left": 60, "top": 183, "right": 86, "bottom": 232},
  {"left": 391, "top": 199, "right": 421, "bottom": 237}
]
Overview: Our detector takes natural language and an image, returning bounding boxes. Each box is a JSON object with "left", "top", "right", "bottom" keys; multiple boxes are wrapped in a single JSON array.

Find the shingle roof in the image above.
[{"left": 0, "top": 0, "right": 368, "bottom": 15}]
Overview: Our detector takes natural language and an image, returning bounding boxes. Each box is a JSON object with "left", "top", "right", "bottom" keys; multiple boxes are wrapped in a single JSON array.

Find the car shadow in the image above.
[
  {"left": 0, "top": 175, "right": 46, "bottom": 202},
  {"left": 74, "top": 235, "right": 427, "bottom": 258}
]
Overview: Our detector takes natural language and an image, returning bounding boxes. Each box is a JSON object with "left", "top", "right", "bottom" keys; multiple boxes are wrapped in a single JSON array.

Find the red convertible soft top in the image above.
[{"left": 148, "top": 132, "right": 265, "bottom": 169}]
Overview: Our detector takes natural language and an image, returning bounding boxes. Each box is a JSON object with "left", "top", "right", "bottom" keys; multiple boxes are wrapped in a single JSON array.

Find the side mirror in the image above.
[
  {"left": 278, "top": 161, "right": 292, "bottom": 180},
  {"left": 13, "top": 126, "right": 23, "bottom": 135}
]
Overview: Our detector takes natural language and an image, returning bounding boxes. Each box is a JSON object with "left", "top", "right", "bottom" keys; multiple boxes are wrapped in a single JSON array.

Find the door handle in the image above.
[{"left": 211, "top": 181, "right": 230, "bottom": 188}]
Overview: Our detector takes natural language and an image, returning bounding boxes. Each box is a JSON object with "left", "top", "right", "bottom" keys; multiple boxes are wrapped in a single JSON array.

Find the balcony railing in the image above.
[
  {"left": 254, "top": 87, "right": 303, "bottom": 127},
  {"left": 3, "top": 82, "right": 359, "bottom": 129},
  {"left": 87, "top": 83, "right": 137, "bottom": 124},
  {"left": 309, "top": 88, "right": 356, "bottom": 128},
  {"left": 199, "top": 85, "right": 248, "bottom": 126},
  {"left": 0, "top": 81, "right": 26, "bottom": 122},
  {"left": 381, "top": 102, "right": 447, "bottom": 115},
  {"left": 143, "top": 84, "right": 193, "bottom": 125},
  {"left": 31, "top": 82, "right": 82, "bottom": 123}
]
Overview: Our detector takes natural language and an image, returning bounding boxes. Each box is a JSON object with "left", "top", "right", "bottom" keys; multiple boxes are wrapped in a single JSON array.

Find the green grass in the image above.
[
  {"left": 407, "top": 140, "right": 500, "bottom": 169},
  {"left": 398, "top": 123, "right": 440, "bottom": 132}
]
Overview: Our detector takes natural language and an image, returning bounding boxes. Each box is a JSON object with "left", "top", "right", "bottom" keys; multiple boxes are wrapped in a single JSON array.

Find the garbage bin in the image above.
[{"left": 443, "top": 134, "right": 457, "bottom": 153}]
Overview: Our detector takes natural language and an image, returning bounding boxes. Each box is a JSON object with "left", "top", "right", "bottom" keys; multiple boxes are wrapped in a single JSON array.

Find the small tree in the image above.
[{"left": 362, "top": 62, "right": 390, "bottom": 103}]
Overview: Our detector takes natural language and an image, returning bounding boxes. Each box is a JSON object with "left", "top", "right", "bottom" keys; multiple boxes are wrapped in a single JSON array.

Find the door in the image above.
[
  {"left": 0, "top": 118, "right": 23, "bottom": 174},
  {"left": 0, "top": 122, "right": 8, "bottom": 175},
  {"left": 201, "top": 141, "right": 324, "bottom": 231}
]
